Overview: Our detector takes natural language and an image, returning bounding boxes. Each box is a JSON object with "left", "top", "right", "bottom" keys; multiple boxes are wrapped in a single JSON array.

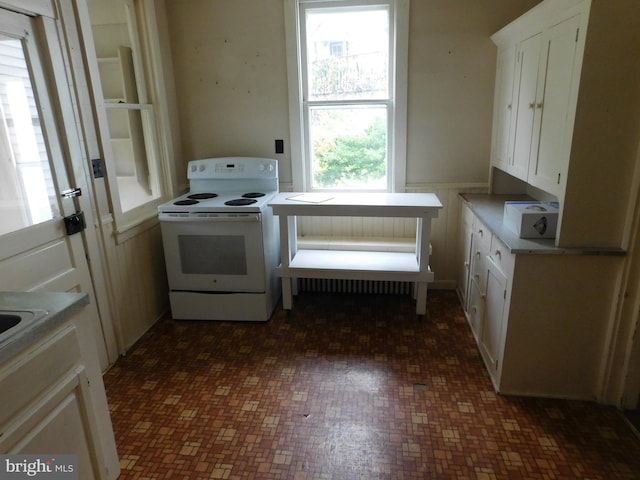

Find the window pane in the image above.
[
  {"left": 0, "top": 36, "right": 58, "bottom": 237},
  {"left": 306, "top": 7, "right": 389, "bottom": 101},
  {"left": 309, "top": 106, "right": 387, "bottom": 189}
]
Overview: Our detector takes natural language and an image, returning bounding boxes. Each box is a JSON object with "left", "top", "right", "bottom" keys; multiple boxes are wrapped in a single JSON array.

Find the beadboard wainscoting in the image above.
[
  {"left": 282, "top": 183, "right": 489, "bottom": 289},
  {"left": 100, "top": 215, "right": 169, "bottom": 352}
]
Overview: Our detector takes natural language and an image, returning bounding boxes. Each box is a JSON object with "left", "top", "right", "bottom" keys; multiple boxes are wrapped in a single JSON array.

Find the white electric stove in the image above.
[{"left": 158, "top": 157, "right": 280, "bottom": 321}]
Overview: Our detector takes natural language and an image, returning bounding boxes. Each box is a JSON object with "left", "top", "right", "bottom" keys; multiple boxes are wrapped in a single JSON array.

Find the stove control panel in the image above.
[
  {"left": 214, "top": 163, "right": 245, "bottom": 173},
  {"left": 188, "top": 157, "right": 278, "bottom": 180}
]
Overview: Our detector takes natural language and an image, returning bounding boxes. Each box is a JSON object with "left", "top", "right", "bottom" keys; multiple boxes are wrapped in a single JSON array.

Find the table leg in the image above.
[
  {"left": 282, "top": 277, "right": 293, "bottom": 310},
  {"left": 416, "top": 282, "right": 427, "bottom": 316}
]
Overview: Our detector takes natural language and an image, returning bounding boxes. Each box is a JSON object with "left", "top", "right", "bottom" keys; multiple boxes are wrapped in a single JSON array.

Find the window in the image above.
[
  {"left": 86, "top": 0, "right": 170, "bottom": 227},
  {"left": 287, "top": 0, "right": 409, "bottom": 192},
  {"left": 0, "top": 33, "right": 58, "bottom": 236}
]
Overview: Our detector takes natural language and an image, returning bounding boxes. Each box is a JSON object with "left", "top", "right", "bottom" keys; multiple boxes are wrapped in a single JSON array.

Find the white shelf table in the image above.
[{"left": 269, "top": 192, "right": 443, "bottom": 316}]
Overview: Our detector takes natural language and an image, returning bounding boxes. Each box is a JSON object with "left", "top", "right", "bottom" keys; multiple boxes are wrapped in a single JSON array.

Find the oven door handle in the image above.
[{"left": 159, "top": 213, "right": 261, "bottom": 222}]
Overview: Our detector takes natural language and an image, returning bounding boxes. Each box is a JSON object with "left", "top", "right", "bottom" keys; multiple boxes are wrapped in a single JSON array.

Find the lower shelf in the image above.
[{"left": 278, "top": 249, "right": 433, "bottom": 282}]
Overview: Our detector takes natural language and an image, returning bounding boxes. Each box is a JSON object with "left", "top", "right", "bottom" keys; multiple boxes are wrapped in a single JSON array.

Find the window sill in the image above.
[{"left": 108, "top": 210, "right": 160, "bottom": 244}]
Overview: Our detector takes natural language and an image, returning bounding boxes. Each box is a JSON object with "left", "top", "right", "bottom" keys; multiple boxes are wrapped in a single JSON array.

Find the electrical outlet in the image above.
[{"left": 275, "top": 139, "right": 284, "bottom": 154}]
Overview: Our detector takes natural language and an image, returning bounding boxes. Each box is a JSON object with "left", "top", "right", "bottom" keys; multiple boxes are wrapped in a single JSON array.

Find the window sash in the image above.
[
  {"left": 300, "top": 0, "right": 394, "bottom": 192},
  {"left": 303, "top": 100, "right": 392, "bottom": 191},
  {"left": 287, "top": 0, "right": 408, "bottom": 192}
]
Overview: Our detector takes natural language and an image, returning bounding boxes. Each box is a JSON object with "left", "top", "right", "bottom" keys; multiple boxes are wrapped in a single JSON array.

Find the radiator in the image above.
[{"left": 298, "top": 278, "right": 413, "bottom": 295}]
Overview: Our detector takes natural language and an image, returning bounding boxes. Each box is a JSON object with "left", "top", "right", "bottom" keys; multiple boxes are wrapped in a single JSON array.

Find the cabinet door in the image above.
[
  {"left": 491, "top": 44, "right": 517, "bottom": 171},
  {"left": 467, "top": 277, "right": 485, "bottom": 340},
  {"left": 528, "top": 14, "right": 582, "bottom": 195},
  {"left": 510, "top": 33, "right": 541, "bottom": 180},
  {"left": 9, "top": 370, "right": 100, "bottom": 480},
  {"left": 457, "top": 202, "right": 474, "bottom": 311},
  {"left": 479, "top": 256, "right": 508, "bottom": 374}
]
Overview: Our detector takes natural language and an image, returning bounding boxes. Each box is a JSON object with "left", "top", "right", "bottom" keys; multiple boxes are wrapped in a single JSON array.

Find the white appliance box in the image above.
[{"left": 503, "top": 201, "right": 559, "bottom": 239}]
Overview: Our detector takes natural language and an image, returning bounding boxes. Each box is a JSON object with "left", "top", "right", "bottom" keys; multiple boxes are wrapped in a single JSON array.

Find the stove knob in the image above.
[
  {"left": 190, "top": 165, "right": 197, "bottom": 172},
  {"left": 199, "top": 164, "right": 205, "bottom": 172}
]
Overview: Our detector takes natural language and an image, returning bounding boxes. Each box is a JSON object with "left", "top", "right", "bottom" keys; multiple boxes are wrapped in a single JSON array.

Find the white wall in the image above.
[
  {"left": 406, "top": 1, "right": 541, "bottom": 184},
  {"left": 164, "top": 0, "right": 542, "bottom": 190},
  {"left": 165, "top": 0, "right": 293, "bottom": 191}
]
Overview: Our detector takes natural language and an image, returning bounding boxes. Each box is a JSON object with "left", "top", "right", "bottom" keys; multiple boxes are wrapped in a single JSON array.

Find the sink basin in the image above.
[
  {"left": 0, "top": 314, "right": 22, "bottom": 333},
  {"left": 0, "top": 309, "right": 49, "bottom": 340}
]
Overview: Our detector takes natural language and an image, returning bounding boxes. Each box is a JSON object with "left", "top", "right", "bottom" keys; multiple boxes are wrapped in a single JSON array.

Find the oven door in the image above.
[{"left": 159, "top": 212, "right": 266, "bottom": 292}]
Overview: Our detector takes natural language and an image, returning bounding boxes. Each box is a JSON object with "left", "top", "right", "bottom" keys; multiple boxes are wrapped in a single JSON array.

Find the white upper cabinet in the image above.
[
  {"left": 528, "top": 15, "right": 583, "bottom": 194},
  {"left": 510, "top": 32, "right": 542, "bottom": 182},
  {"left": 492, "top": 4, "right": 586, "bottom": 198},
  {"left": 490, "top": 44, "right": 517, "bottom": 173},
  {"left": 491, "top": 0, "right": 640, "bottom": 248}
]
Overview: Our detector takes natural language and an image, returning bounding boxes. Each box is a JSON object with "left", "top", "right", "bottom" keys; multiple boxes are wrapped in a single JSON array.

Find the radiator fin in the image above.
[{"left": 299, "top": 278, "right": 412, "bottom": 295}]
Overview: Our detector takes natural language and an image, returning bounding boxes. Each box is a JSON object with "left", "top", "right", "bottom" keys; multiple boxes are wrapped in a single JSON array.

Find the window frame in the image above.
[
  {"left": 81, "top": 0, "right": 177, "bottom": 237},
  {"left": 285, "top": 0, "right": 409, "bottom": 192}
]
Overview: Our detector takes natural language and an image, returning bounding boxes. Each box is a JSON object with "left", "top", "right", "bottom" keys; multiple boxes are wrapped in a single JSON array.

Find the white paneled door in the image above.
[{"left": 0, "top": 8, "right": 110, "bottom": 369}]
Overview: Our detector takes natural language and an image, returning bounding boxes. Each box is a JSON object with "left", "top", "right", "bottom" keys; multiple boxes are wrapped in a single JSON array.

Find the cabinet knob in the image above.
[
  {"left": 529, "top": 102, "right": 535, "bottom": 109},
  {"left": 494, "top": 249, "right": 501, "bottom": 258},
  {"left": 536, "top": 102, "right": 544, "bottom": 109}
]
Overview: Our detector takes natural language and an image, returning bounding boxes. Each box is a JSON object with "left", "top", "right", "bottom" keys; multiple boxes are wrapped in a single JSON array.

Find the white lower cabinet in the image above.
[
  {"left": 479, "top": 256, "right": 509, "bottom": 374},
  {"left": 466, "top": 278, "right": 484, "bottom": 341},
  {"left": 459, "top": 206, "right": 513, "bottom": 381},
  {"left": 0, "top": 309, "right": 119, "bottom": 479},
  {"left": 456, "top": 202, "right": 474, "bottom": 312},
  {"left": 457, "top": 196, "right": 622, "bottom": 400}
]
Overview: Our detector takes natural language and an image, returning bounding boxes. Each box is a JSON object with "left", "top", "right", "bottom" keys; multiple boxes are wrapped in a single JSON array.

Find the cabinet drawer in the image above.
[
  {"left": 473, "top": 218, "right": 491, "bottom": 252},
  {"left": 489, "top": 234, "right": 515, "bottom": 276},
  {"left": 0, "top": 325, "right": 80, "bottom": 428},
  {"left": 461, "top": 202, "right": 475, "bottom": 229},
  {"left": 470, "top": 219, "right": 491, "bottom": 291}
]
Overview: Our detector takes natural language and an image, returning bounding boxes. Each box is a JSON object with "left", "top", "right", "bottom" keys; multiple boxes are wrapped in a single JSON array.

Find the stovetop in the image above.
[{"left": 158, "top": 190, "right": 278, "bottom": 214}]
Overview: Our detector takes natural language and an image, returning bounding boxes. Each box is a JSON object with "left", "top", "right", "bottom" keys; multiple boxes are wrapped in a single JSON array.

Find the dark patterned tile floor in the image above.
[{"left": 103, "top": 290, "right": 640, "bottom": 479}]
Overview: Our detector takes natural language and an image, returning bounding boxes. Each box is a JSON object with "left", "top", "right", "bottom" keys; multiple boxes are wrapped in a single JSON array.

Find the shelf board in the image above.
[{"left": 279, "top": 249, "right": 433, "bottom": 282}]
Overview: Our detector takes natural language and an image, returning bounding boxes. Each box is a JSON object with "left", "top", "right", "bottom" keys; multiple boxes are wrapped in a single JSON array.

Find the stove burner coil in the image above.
[
  {"left": 174, "top": 199, "right": 199, "bottom": 206},
  {"left": 225, "top": 198, "right": 258, "bottom": 206},
  {"left": 242, "top": 192, "right": 265, "bottom": 199},
  {"left": 187, "top": 193, "right": 218, "bottom": 200}
]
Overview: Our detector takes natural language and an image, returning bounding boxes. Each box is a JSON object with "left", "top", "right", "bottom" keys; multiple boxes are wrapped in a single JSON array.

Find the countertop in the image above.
[
  {"left": 0, "top": 291, "right": 89, "bottom": 364},
  {"left": 460, "top": 193, "right": 626, "bottom": 255},
  {"left": 269, "top": 192, "right": 443, "bottom": 217}
]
